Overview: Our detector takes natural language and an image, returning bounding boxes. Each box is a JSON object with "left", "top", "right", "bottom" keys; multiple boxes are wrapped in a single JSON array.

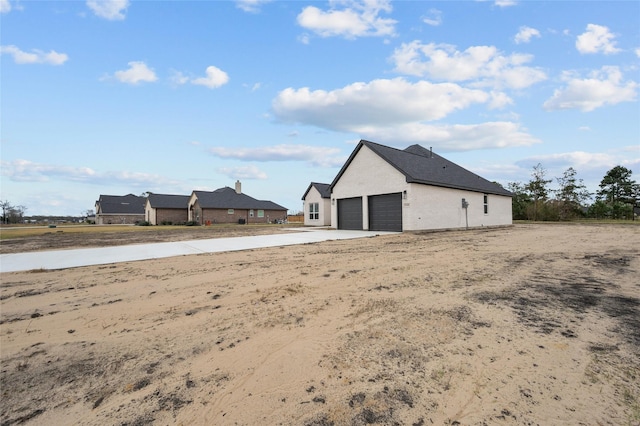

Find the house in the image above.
[
  {"left": 301, "top": 182, "right": 331, "bottom": 226},
  {"left": 329, "top": 140, "right": 513, "bottom": 232},
  {"left": 188, "top": 181, "right": 287, "bottom": 225},
  {"left": 95, "top": 194, "right": 146, "bottom": 225},
  {"left": 145, "top": 194, "right": 190, "bottom": 225}
]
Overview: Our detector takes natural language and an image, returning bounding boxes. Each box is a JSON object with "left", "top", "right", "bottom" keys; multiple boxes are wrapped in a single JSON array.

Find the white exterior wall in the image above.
[
  {"left": 144, "top": 201, "right": 157, "bottom": 225},
  {"left": 331, "top": 145, "right": 513, "bottom": 231},
  {"left": 187, "top": 193, "right": 198, "bottom": 222},
  {"left": 331, "top": 146, "right": 408, "bottom": 230},
  {"left": 303, "top": 186, "right": 331, "bottom": 226},
  {"left": 405, "top": 184, "right": 512, "bottom": 230}
]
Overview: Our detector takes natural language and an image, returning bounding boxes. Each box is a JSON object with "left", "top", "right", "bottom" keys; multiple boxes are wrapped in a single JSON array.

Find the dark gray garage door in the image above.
[
  {"left": 368, "top": 193, "right": 402, "bottom": 232},
  {"left": 337, "top": 197, "right": 363, "bottom": 230}
]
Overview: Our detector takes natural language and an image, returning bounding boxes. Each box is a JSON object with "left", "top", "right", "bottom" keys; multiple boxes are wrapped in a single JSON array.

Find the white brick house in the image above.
[
  {"left": 329, "top": 140, "right": 513, "bottom": 232},
  {"left": 302, "top": 182, "right": 331, "bottom": 226}
]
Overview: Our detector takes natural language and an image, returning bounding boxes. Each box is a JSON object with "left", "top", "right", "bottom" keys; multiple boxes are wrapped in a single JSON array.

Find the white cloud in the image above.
[
  {"left": 0, "top": 45, "right": 68, "bottom": 65},
  {"left": 235, "top": 0, "right": 271, "bottom": 13},
  {"left": 514, "top": 26, "right": 540, "bottom": 44},
  {"left": 191, "top": 66, "right": 229, "bottom": 89},
  {"left": 355, "top": 121, "right": 540, "bottom": 151},
  {"left": 635, "top": 48, "right": 640, "bottom": 58},
  {"left": 576, "top": 24, "right": 621, "bottom": 55},
  {"left": 1, "top": 0, "right": 11, "bottom": 13},
  {"left": 494, "top": 0, "right": 517, "bottom": 7},
  {"left": 209, "top": 144, "right": 346, "bottom": 168},
  {"left": 87, "top": 0, "right": 129, "bottom": 20},
  {"left": 113, "top": 61, "right": 158, "bottom": 84},
  {"left": 422, "top": 9, "right": 442, "bottom": 26},
  {"left": 297, "top": 0, "right": 396, "bottom": 39},
  {"left": 390, "top": 41, "right": 547, "bottom": 89},
  {"left": 1, "top": 159, "right": 181, "bottom": 188},
  {"left": 578, "top": 126, "right": 591, "bottom": 131},
  {"left": 519, "top": 151, "right": 616, "bottom": 170},
  {"left": 216, "top": 165, "right": 268, "bottom": 180},
  {"left": 271, "top": 78, "right": 539, "bottom": 151},
  {"left": 272, "top": 78, "right": 489, "bottom": 131},
  {"left": 543, "top": 66, "right": 637, "bottom": 112},
  {"left": 169, "top": 70, "right": 189, "bottom": 86}
]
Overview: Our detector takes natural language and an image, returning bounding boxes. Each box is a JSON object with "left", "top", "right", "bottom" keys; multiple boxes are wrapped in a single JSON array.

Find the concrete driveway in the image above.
[{"left": 0, "top": 229, "right": 397, "bottom": 273}]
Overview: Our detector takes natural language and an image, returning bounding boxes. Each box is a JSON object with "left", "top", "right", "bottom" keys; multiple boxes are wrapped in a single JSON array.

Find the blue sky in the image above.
[{"left": 1, "top": 0, "right": 639, "bottom": 216}]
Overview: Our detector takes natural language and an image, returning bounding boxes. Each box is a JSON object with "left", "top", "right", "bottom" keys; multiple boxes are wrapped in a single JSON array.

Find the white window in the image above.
[
  {"left": 258, "top": 210, "right": 264, "bottom": 218},
  {"left": 483, "top": 194, "right": 488, "bottom": 214},
  {"left": 309, "top": 203, "right": 319, "bottom": 220},
  {"left": 228, "top": 209, "right": 234, "bottom": 215}
]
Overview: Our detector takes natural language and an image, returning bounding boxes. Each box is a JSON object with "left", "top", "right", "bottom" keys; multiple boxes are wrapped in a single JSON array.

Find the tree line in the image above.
[
  {"left": 0, "top": 201, "right": 27, "bottom": 224},
  {"left": 508, "top": 165, "right": 639, "bottom": 221},
  {"left": 2, "top": 166, "right": 638, "bottom": 224}
]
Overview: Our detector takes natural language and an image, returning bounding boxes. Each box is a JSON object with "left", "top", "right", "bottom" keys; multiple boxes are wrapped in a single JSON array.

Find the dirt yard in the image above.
[{"left": 1, "top": 224, "right": 638, "bottom": 425}]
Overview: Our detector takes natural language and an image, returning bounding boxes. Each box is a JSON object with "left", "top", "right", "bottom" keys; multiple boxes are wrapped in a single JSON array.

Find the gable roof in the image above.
[
  {"left": 96, "top": 194, "right": 146, "bottom": 215},
  {"left": 330, "top": 140, "right": 512, "bottom": 197},
  {"left": 193, "top": 187, "right": 287, "bottom": 211},
  {"left": 147, "top": 193, "right": 190, "bottom": 209},
  {"left": 301, "top": 182, "right": 331, "bottom": 200}
]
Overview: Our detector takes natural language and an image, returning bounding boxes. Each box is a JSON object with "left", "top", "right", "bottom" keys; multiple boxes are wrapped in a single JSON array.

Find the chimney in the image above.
[{"left": 235, "top": 180, "right": 242, "bottom": 194}]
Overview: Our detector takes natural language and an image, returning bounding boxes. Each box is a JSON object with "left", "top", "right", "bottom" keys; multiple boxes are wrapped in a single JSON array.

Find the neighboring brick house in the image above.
[
  {"left": 95, "top": 194, "right": 146, "bottom": 225},
  {"left": 145, "top": 194, "right": 190, "bottom": 225},
  {"left": 188, "top": 181, "right": 287, "bottom": 225},
  {"left": 302, "top": 182, "right": 331, "bottom": 226}
]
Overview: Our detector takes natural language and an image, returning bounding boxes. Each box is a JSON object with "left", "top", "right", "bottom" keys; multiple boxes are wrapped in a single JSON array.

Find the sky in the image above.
[{"left": 1, "top": 0, "right": 639, "bottom": 216}]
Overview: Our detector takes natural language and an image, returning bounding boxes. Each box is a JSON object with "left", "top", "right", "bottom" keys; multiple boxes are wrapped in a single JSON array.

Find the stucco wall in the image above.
[
  {"left": 405, "top": 185, "right": 512, "bottom": 230},
  {"left": 331, "top": 145, "right": 512, "bottom": 231},
  {"left": 303, "top": 186, "right": 331, "bottom": 226}
]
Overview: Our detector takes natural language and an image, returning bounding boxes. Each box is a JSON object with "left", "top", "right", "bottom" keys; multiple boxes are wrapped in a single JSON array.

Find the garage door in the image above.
[
  {"left": 368, "top": 193, "right": 402, "bottom": 232},
  {"left": 337, "top": 197, "right": 363, "bottom": 230}
]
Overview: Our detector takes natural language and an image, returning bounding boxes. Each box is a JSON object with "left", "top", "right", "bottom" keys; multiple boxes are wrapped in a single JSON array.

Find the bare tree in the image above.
[
  {"left": 1, "top": 200, "right": 13, "bottom": 224},
  {"left": 525, "top": 164, "right": 552, "bottom": 221}
]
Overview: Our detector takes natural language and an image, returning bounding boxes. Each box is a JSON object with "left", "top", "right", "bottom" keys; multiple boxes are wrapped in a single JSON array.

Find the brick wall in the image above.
[
  {"left": 155, "top": 209, "right": 189, "bottom": 225},
  {"left": 201, "top": 209, "right": 287, "bottom": 224},
  {"left": 97, "top": 214, "right": 145, "bottom": 225}
]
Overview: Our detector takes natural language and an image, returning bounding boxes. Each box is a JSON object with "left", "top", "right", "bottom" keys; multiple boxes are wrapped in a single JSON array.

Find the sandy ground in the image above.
[{"left": 1, "top": 224, "right": 638, "bottom": 426}]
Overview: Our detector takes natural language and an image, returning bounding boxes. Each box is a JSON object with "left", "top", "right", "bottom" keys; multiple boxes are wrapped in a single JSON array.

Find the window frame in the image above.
[
  {"left": 309, "top": 202, "right": 319, "bottom": 220},
  {"left": 483, "top": 194, "right": 489, "bottom": 215}
]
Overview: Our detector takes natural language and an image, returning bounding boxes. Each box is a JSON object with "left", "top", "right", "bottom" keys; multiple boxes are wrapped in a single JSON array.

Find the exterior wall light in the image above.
[
  {"left": 331, "top": 198, "right": 335, "bottom": 205},
  {"left": 403, "top": 190, "right": 407, "bottom": 199}
]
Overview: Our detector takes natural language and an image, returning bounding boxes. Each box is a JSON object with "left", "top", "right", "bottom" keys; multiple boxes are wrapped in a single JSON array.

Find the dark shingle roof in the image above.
[
  {"left": 193, "top": 187, "right": 287, "bottom": 210},
  {"left": 330, "top": 140, "right": 512, "bottom": 197},
  {"left": 147, "top": 193, "right": 190, "bottom": 209},
  {"left": 301, "top": 182, "right": 331, "bottom": 200},
  {"left": 97, "top": 194, "right": 146, "bottom": 214}
]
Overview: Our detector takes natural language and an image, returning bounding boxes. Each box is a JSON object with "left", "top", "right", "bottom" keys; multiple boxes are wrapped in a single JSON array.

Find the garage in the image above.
[
  {"left": 368, "top": 193, "right": 402, "bottom": 232},
  {"left": 337, "top": 197, "right": 363, "bottom": 230}
]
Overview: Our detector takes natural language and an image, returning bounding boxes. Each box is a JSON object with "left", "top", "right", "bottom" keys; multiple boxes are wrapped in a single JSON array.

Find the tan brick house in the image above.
[
  {"left": 145, "top": 194, "right": 190, "bottom": 225},
  {"left": 95, "top": 194, "right": 146, "bottom": 225},
  {"left": 188, "top": 181, "right": 287, "bottom": 225}
]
